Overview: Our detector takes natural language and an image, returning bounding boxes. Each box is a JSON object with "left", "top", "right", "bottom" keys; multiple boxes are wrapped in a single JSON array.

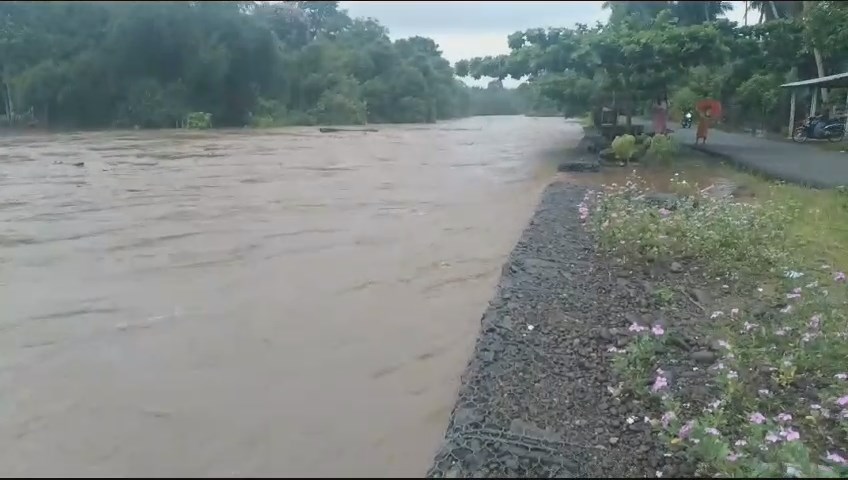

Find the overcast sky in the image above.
[{"left": 339, "top": 1, "right": 748, "bottom": 87}]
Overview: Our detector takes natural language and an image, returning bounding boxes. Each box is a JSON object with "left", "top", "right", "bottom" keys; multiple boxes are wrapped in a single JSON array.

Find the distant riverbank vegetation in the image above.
[
  {"left": 0, "top": 1, "right": 557, "bottom": 130},
  {"left": 455, "top": 1, "right": 848, "bottom": 136}
]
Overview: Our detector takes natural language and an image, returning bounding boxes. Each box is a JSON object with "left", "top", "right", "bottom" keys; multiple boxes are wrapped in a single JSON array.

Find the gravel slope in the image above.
[{"left": 427, "top": 180, "right": 668, "bottom": 478}]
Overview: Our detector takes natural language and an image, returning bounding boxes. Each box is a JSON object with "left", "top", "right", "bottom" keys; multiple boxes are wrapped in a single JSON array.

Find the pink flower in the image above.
[
  {"left": 661, "top": 411, "right": 676, "bottom": 428},
  {"left": 835, "top": 272, "right": 846, "bottom": 282},
  {"left": 652, "top": 375, "right": 669, "bottom": 392},
  {"left": 792, "top": 287, "right": 803, "bottom": 294},
  {"left": 827, "top": 452, "right": 848, "bottom": 465},
  {"left": 836, "top": 395, "right": 848, "bottom": 407},
  {"left": 678, "top": 420, "right": 695, "bottom": 439},
  {"left": 705, "top": 427, "right": 720, "bottom": 436},
  {"left": 629, "top": 323, "right": 647, "bottom": 333},
  {"left": 777, "top": 413, "right": 792, "bottom": 423},
  {"left": 727, "top": 452, "right": 741, "bottom": 462},
  {"left": 749, "top": 412, "right": 767, "bottom": 424},
  {"left": 658, "top": 208, "right": 671, "bottom": 218},
  {"left": 786, "top": 293, "right": 801, "bottom": 300},
  {"left": 765, "top": 432, "right": 780, "bottom": 443},
  {"left": 652, "top": 324, "right": 665, "bottom": 336},
  {"left": 780, "top": 428, "right": 800, "bottom": 441}
]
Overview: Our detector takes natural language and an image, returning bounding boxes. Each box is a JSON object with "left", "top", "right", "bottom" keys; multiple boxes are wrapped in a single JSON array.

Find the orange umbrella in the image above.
[{"left": 696, "top": 99, "right": 722, "bottom": 119}]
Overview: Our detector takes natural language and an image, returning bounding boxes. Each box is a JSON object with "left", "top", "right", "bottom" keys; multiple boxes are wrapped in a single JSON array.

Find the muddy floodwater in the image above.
[{"left": 0, "top": 116, "right": 580, "bottom": 477}]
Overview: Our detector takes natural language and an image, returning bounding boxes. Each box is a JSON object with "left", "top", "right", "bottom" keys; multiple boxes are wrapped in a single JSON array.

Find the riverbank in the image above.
[
  {"left": 428, "top": 146, "right": 848, "bottom": 477},
  {"left": 427, "top": 179, "right": 666, "bottom": 478}
]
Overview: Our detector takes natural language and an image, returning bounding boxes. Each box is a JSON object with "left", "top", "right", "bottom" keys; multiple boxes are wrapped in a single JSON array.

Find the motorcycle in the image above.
[
  {"left": 681, "top": 111, "right": 693, "bottom": 129},
  {"left": 792, "top": 116, "right": 846, "bottom": 143}
]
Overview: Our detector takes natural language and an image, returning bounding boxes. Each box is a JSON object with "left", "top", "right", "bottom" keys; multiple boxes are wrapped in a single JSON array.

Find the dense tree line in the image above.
[
  {"left": 457, "top": 1, "right": 848, "bottom": 134},
  {"left": 0, "top": 1, "right": 548, "bottom": 130}
]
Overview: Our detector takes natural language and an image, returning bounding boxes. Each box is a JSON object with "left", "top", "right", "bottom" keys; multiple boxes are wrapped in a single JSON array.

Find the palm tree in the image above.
[
  {"left": 750, "top": 1, "right": 828, "bottom": 101},
  {"left": 749, "top": 1, "right": 803, "bottom": 22},
  {"left": 602, "top": 1, "right": 672, "bottom": 25},
  {"left": 602, "top": 1, "right": 734, "bottom": 26}
]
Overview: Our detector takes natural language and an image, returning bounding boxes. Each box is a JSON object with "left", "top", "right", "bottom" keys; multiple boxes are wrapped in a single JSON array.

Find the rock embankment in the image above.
[{"left": 427, "top": 181, "right": 667, "bottom": 478}]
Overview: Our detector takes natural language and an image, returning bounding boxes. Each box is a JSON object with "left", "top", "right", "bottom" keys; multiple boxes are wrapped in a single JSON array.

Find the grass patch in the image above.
[
  {"left": 581, "top": 167, "right": 848, "bottom": 477},
  {"left": 736, "top": 177, "right": 848, "bottom": 272}
]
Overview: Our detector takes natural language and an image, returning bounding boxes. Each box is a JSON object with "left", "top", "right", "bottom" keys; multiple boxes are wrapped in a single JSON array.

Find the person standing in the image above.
[
  {"left": 652, "top": 95, "right": 668, "bottom": 135},
  {"left": 696, "top": 107, "right": 712, "bottom": 144}
]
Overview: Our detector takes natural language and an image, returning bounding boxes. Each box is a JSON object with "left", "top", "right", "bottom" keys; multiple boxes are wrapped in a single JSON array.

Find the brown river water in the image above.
[{"left": 0, "top": 116, "right": 581, "bottom": 477}]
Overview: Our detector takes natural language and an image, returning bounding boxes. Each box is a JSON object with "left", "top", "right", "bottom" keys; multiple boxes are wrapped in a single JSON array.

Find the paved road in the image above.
[{"left": 669, "top": 125, "right": 848, "bottom": 189}]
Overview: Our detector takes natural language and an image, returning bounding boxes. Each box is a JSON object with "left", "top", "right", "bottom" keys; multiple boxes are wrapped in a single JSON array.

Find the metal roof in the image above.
[{"left": 781, "top": 72, "right": 848, "bottom": 89}]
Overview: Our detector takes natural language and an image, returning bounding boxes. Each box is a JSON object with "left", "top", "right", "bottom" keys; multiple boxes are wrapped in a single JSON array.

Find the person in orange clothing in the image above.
[{"left": 696, "top": 107, "right": 712, "bottom": 144}]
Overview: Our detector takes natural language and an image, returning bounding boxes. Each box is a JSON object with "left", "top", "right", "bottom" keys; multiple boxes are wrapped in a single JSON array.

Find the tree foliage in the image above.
[
  {"left": 456, "top": 0, "right": 848, "bottom": 133},
  {"left": 0, "top": 1, "right": 500, "bottom": 129}
]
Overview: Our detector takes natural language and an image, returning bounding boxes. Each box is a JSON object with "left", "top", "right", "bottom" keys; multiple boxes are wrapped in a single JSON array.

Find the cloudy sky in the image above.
[{"left": 339, "top": 1, "right": 748, "bottom": 87}]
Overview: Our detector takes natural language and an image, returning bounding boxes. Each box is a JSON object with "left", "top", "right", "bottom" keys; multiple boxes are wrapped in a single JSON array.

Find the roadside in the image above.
[{"left": 669, "top": 124, "right": 848, "bottom": 189}]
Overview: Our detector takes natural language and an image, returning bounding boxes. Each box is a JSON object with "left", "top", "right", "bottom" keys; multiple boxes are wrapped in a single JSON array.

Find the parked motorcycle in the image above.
[
  {"left": 792, "top": 116, "right": 846, "bottom": 143},
  {"left": 681, "top": 111, "right": 693, "bottom": 129}
]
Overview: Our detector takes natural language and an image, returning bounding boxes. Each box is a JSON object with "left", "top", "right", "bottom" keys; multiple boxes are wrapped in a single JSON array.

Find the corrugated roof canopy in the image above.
[{"left": 781, "top": 72, "right": 848, "bottom": 89}]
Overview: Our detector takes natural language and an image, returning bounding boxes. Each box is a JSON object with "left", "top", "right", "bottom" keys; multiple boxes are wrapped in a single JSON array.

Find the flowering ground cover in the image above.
[{"left": 582, "top": 171, "right": 848, "bottom": 477}]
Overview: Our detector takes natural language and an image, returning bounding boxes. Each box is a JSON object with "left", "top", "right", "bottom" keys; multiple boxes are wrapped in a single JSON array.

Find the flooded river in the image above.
[{"left": 0, "top": 116, "right": 581, "bottom": 477}]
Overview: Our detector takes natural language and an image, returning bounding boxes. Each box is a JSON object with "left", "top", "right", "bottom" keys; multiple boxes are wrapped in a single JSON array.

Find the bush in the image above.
[
  {"left": 646, "top": 134, "right": 679, "bottom": 166},
  {"left": 250, "top": 114, "right": 277, "bottom": 128},
  {"left": 185, "top": 112, "right": 212, "bottom": 129},
  {"left": 312, "top": 92, "right": 367, "bottom": 125},
  {"left": 611, "top": 134, "right": 638, "bottom": 163}
]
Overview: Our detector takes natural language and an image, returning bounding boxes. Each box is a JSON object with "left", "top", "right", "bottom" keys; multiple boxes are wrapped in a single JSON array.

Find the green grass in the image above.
[
  {"left": 582, "top": 161, "right": 848, "bottom": 477},
  {"left": 731, "top": 175, "right": 848, "bottom": 272}
]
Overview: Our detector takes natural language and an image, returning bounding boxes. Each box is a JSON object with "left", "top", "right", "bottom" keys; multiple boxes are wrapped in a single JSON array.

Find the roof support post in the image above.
[
  {"left": 810, "top": 87, "right": 818, "bottom": 118},
  {"left": 844, "top": 91, "right": 848, "bottom": 142},
  {"left": 788, "top": 89, "right": 796, "bottom": 139}
]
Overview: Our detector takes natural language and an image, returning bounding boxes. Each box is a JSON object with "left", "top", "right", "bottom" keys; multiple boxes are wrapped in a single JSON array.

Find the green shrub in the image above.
[
  {"left": 611, "top": 134, "right": 638, "bottom": 163},
  {"left": 185, "top": 112, "right": 212, "bottom": 129},
  {"left": 250, "top": 114, "right": 277, "bottom": 128},
  {"left": 312, "top": 92, "right": 367, "bottom": 125},
  {"left": 646, "top": 134, "right": 679, "bottom": 166}
]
